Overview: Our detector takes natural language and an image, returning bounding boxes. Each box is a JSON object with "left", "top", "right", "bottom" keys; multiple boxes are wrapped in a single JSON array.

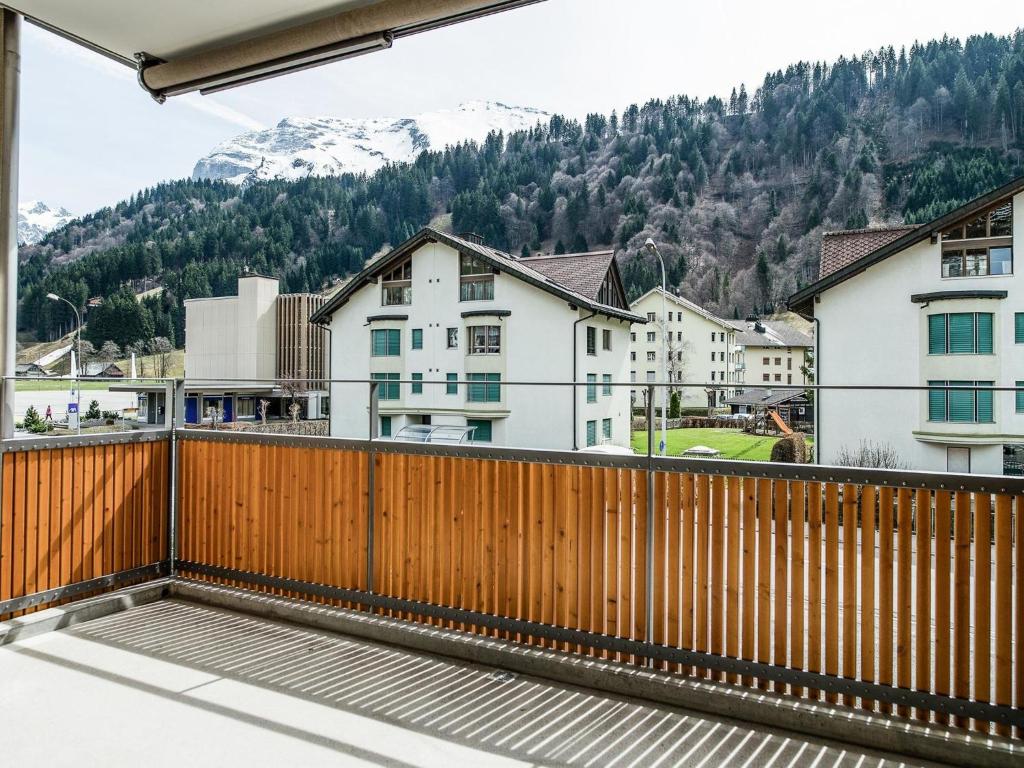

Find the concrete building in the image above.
[
  {"left": 628, "top": 288, "right": 737, "bottom": 409},
  {"left": 727, "top": 318, "right": 813, "bottom": 388},
  {"left": 310, "top": 228, "right": 643, "bottom": 449},
  {"left": 790, "top": 176, "right": 1024, "bottom": 474},
  {"left": 177, "top": 273, "right": 327, "bottom": 423}
]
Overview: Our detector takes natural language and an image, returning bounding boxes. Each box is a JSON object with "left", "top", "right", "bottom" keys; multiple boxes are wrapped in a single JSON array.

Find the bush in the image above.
[
  {"left": 669, "top": 391, "right": 681, "bottom": 419},
  {"left": 770, "top": 432, "right": 807, "bottom": 463},
  {"left": 23, "top": 405, "right": 41, "bottom": 428},
  {"left": 101, "top": 410, "right": 120, "bottom": 420},
  {"left": 28, "top": 421, "right": 52, "bottom": 434},
  {"left": 86, "top": 400, "right": 101, "bottom": 420},
  {"left": 835, "top": 440, "right": 907, "bottom": 469}
]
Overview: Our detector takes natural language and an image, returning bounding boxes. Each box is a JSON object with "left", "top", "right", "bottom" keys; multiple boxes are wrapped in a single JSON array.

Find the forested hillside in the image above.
[{"left": 18, "top": 30, "right": 1024, "bottom": 349}]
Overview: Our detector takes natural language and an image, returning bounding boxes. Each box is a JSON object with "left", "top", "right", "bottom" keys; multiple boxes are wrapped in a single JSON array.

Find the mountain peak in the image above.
[
  {"left": 193, "top": 101, "right": 549, "bottom": 185},
  {"left": 18, "top": 200, "right": 73, "bottom": 245}
]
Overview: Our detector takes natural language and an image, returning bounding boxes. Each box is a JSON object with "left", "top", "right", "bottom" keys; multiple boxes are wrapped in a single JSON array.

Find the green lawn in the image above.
[
  {"left": 15, "top": 379, "right": 115, "bottom": 392},
  {"left": 631, "top": 427, "right": 810, "bottom": 462}
]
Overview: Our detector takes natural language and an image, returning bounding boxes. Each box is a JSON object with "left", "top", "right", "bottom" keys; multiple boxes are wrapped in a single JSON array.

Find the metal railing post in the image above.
[
  {"left": 366, "top": 381, "right": 379, "bottom": 593},
  {"left": 168, "top": 378, "right": 185, "bottom": 576},
  {"left": 645, "top": 384, "right": 655, "bottom": 664}
]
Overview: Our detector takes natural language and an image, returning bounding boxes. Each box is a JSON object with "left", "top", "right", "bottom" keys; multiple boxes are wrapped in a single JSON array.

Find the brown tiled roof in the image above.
[
  {"left": 518, "top": 251, "right": 615, "bottom": 300},
  {"left": 818, "top": 226, "right": 916, "bottom": 279}
]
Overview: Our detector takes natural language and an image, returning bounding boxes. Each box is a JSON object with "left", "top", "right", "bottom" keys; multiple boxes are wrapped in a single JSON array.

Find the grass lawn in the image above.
[
  {"left": 631, "top": 427, "right": 810, "bottom": 461},
  {"left": 15, "top": 379, "right": 115, "bottom": 392}
]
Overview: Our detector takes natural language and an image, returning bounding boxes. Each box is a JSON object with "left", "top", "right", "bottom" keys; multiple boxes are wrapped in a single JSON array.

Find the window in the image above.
[
  {"left": 467, "top": 418, "right": 492, "bottom": 442},
  {"left": 630, "top": 332, "right": 636, "bottom": 342},
  {"left": 710, "top": 352, "right": 715, "bottom": 361},
  {"left": 719, "top": 333, "right": 725, "bottom": 342},
  {"left": 371, "top": 372, "right": 400, "bottom": 400},
  {"left": 719, "top": 352, "right": 725, "bottom": 362},
  {"left": 647, "top": 331, "right": 656, "bottom": 342},
  {"left": 774, "top": 373, "right": 781, "bottom": 382},
  {"left": 446, "top": 327, "right": 458, "bottom": 349},
  {"left": 676, "top": 331, "right": 682, "bottom": 341},
  {"left": 787, "top": 374, "right": 792, "bottom": 384},
  {"left": 630, "top": 351, "right": 636, "bottom": 361},
  {"left": 647, "top": 312, "right": 656, "bottom": 322},
  {"left": 928, "top": 380, "right": 994, "bottom": 423},
  {"left": 602, "top": 329, "right": 612, "bottom": 351},
  {"left": 720, "top": 370, "right": 725, "bottom": 381},
  {"left": 380, "top": 416, "right": 392, "bottom": 437},
  {"left": 468, "top": 325, "right": 501, "bottom": 354},
  {"left": 677, "top": 351, "right": 682, "bottom": 361},
  {"left": 710, "top": 371, "right": 716, "bottom": 381},
  {"left": 646, "top": 371, "right": 655, "bottom": 382},
  {"left": 446, "top": 373, "right": 457, "bottom": 395},
  {"left": 947, "top": 447, "right": 971, "bottom": 473},
  {"left": 411, "top": 373, "right": 423, "bottom": 394},
  {"left": 763, "top": 373, "right": 770, "bottom": 382},
  {"left": 787, "top": 357, "right": 792, "bottom": 370},
  {"left": 602, "top": 418, "right": 612, "bottom": 440},
  {"left": 710, "top": 332, "right": 715, "bottom": 342},
  {"left": 668, "top": 311, "right": 673, "bottom": 322},
  {"left": 586, "top": 420, "right": 597, "bottom": 447},
  {"left": 586, "top": 326, "right": 597, "bottom": 355},
  {"left": 774, "top": 357, "right": 782, "bottom": 366},
  {"left": 381, "top": 257, "right": 411, "bottom": 305},
  {"left": 762, "top": 356, "right": 770, "bottom": 365},
  {"left": 602, "top": 374, "right": 612, "bottom": 396},
  {"left": 236, "top": 397, "right": 255, "bottom": 418},
  {"left": 927, "top": 313, "right": 993, "bottom": 354},
  {"left": 941, "top": 200, "right": 1013, "bottom": 277},
  {"left": 371, "top": 329, "right": 401, "bottom": 356},
  {"left": 1017, "top": 381, "right": 1024, "bottom": 414},
  {"left": 630, "top": 371, "right": 636, "bottom": 383},
  {"left": 467, "top": 373, "right": 501, "bottom": 402},
  {"left": 647, "top": 351, "right": 656, "bottom": 361},
  {"left": 411, "top": 328, "right": 423, "bottom": 350},
  {"left": 459, "top": 253, "right": 494, "bottom": 301},
  {"left": 587, "top": 374, "right": 597, "bottom": 402},
  {"left": 1017, "top": 313, "right": 1024, "bottom": 344}
]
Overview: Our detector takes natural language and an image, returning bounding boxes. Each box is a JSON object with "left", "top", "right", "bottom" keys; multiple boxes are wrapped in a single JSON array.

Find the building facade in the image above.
[
  {"left": 181, "top": 273, "right": 327, "bottom": 423},
  {"left": 628, "top": 288, "right": 737, "bottom": 408},
  {"left": 728, "top": 318, "right": 813, "bottom": 388},
  {"left": 790, "top": 177, "right": 1024, "bottom": 474},
  {"left": 310, "top": 228, "right": 642, "bottom": 450}
]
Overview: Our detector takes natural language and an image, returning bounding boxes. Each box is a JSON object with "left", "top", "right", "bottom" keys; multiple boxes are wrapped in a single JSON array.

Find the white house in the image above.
[
  {"left": 628, "top": 288, "right": 737, "bottom": 409},
  {"left": 790, "top": 176, "right": 1024, "bottom": 475},
  {"left": 727, "top": 317, "right": 813, "bottom": 388},
  {"left": 310, "top": 228, "right": 643, "bottom": 450}
]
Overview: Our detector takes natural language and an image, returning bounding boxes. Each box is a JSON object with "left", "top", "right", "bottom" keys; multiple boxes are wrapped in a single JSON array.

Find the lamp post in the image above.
[
  {"left": 46, "top": 292, "right": 81, "bottom": 433},
  {"left": 644, "top": 238, "right": 667, "bottom": 456}
]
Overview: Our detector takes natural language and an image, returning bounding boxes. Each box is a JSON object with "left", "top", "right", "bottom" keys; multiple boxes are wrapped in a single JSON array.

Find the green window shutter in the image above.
[
  {"left": 948, "top": 380, "right": 975, "bottom": 422},
  {"left": 928, "top": 380, "right": 947, "bottom": 421},
  {"left": 467, "top": 419, "right": 492, "bottom": 442},
  {"left": 927, "top": 315, "right": 946, "bottom": 354},
  {"left": 602, "top": 374, "right": 612, "bottom": 395},
  {"left": 446, "top": 373, "right": 457, "bottom": 395},
  {"left": 486, "top": 373, "right": 501, "bottom": 402},
  {"left": 372, "top": 330, "right": 385, "bottom": 356},
  {"left": 411, "top": 373, "right": 423, "bottom": 394},
  {"left": 411, "top": 328, "right": 423, "bottom": 349},
  {"left": 976, "top": 381, "right": 993, "bottom": 422},
  {"left": 1016, "top": 313, "right": 1024, "bottom": 344},
  {"left": 976, "top": 313, "right": 993, "bottom": 354},
  {"left": 586, "top": 420, "right": 597, "bottom": 447},
  {"left": 380, "top": 416, "right": 391, "bottom": 437},
  {"left": 587, "top": 374, "right": 597, "bottom": 403},
  {"left": 948, "top": 313, "right": 975, "bottom": 353},
  {"left": 1017, "top": 382, "right": 1024, "bottom": 413},
  {"left": 387, "top": 329, "right": 400, "bottom": 355},
  {"left": 602, "top": 418, "right": 612, "bottom": 439}
]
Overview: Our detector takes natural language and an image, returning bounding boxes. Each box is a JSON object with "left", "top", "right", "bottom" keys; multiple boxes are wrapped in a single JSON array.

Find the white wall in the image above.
[
  {"left": 328, "top": 241, "right": 634, "bottom": 449},
  {"left": 817, "top": 191, "right": 1023, "bottom": 474}
]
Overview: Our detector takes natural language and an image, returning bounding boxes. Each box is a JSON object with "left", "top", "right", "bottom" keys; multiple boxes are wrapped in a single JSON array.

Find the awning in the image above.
[{"left": 1, "top": 0, "right": 541, "bottom": 100}]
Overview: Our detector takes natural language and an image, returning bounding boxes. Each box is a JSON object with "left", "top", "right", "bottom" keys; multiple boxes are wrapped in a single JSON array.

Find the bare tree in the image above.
[
  {"left": 147, "top": 336, "right": 173, "bottom": 378},
  {"left": 99, "top": 340, "right": 121, "bottom": 362},
  {"left": 835, "top": 440, "right": 908, "bottom": 470},
  {"left": 258, "top": 399, "right": 270, "bottom": 426}
]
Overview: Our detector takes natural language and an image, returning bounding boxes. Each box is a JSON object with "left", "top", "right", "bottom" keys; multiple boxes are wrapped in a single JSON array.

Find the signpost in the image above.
[{"left": 67, "top": 401, "right": 79, "bottom": 432}]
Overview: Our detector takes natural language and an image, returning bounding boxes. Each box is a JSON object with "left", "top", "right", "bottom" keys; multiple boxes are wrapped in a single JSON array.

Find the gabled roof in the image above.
[
  {"left": 629, "top": 287, "right": 734, "bottom": 330},
  {"left": 519, "top": 251, "right": 617, "bottom": 301},
  {"left": 309, "top": 227, "right": 645, "bottom": 325},
  {"left": 725, "top": 387, "right": 808, "bottom": 407},
  {"left": 818, "top": 225, "right": 916, "bottom": 278},
  {"left": 728, "top": 319, "right": 813, "bottom": 349},
  {"left": 790, "top": 175, "right": 1024, "bottom": 314}
]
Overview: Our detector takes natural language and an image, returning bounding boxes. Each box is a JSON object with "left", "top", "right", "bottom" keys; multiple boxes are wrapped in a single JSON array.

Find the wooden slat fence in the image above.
[
  {"left": 0, "top": 439, "right": 169, "bottom": 621},
  {"left": 176, "top": 437, "right": 1024, "bottom": 737}
]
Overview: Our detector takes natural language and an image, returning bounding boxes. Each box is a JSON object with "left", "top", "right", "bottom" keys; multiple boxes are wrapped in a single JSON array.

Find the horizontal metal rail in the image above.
[
  {"left": 174, "top": 561, "right": 1023, "bottom": 729},
  {"left": 0, "top": 562, "right": 169, "bottom": 616},
  {"left": 177, "top": 427, "right": 1024, "bottom": 494},
  {"left": 0, "top": 429, "right": 172, "bottom": 453}
]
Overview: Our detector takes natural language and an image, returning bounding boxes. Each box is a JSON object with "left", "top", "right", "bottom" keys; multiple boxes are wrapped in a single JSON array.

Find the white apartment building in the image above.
[
  {"left": 629, "top": 288, "right": 737, "bottom": 408},
  {"left": 728, "top": 318, "right": 813, "bottom": 388},
  {"left": 181, "top": 273, "right": 326, "bottom": 423},
  {"left": 310, "top": 228, "right": 642, "bottom": 450},
  {"left": 790, "top": 176, "right": 1024, "bottom": 475}
]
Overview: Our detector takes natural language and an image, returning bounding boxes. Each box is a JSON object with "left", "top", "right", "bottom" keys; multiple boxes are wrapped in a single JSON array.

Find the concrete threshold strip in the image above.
[{"left": 0, "top": 579, "right": 1019, "bottom": 768}]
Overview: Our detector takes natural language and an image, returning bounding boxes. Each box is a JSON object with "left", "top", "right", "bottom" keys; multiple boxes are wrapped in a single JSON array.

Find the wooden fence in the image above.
[
  {"left": 176, "top": 435, "right": 1023, "bottom": 738},
  {"left": 0, "top": 437, "right": 170, "bottom": 621}
]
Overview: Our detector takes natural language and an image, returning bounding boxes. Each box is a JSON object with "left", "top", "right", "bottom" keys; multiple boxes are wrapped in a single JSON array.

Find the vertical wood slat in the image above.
[
  {"left": 740, "top": 477, "right": 756, "bottom": 688},
  {"left": 824, "top": 482, "right": 839, "bottom": 704},
  {"left": 773, "top": 479, "right": 789, "bottom": 694},
  {"left": 896, "top": 488, "right": 913, "bottom": 718},
  {"left": 807, "top": 482, "right": 822, "bottom": 701},
  {"left": 790, "top": 481, "right": 805, "bottom": 699},
  {"left": 710, "top": 475, "right": 725, "bottom": 682},
  {"left": 915, "top": 487, "right": 932, "bottom": 722},
  {"left": 860, "top": 485, "right": 876, "bottom": 712},
  {"left": 757, "top": 478, "right": 772, "bottom": 690},
  {"left": 841, "top": 483, "right": 857, "bottom": 707},
  {"left": 695, "top": 474, "right": 710, "bottom": 677},
  {"left": 933, "top": 492, "right": 952, "bottom": 726},
  {"left": 953, "top": 491, "right": 972, "bottom": 729},
  {"left": 1015, "top": 494, "right": 1024, "bottom": 741},
  {"left": 877, "top": 487, "right": 894, "bottom": 715},
  {"left": 725, "top": 477, "right": 740, "bottom": 685},
  {"left": 974, "top": 492, "right": 992, "bottom": 734},
  {"left": 993, "top": 493, "right": 1012, "bottom": 738}
]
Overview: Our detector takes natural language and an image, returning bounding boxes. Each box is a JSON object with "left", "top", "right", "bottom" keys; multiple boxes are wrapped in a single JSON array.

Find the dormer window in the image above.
[
  {"left": 941, "top": 201, "right": 1013, "bottom": 278},
  {"left": 460, "top": 253, "right": 494, "bottom": 301},
  {"left": 382, "top": 257, "right": 412, "bottom": 305}
]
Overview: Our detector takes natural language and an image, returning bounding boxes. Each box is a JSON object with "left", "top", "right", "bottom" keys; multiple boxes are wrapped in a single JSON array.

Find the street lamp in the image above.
[
  {"left": 46, "top": 292, "right": 81, "bottom": 433},
  {"left": 644, "top": 238, "right": 668, "bottom": 456}
]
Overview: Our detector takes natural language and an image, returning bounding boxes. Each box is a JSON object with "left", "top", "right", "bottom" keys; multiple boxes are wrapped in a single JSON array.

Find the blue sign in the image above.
[
  {"left": 659, "top": 439, "right": 666, "bottom": 453},
  {"left": 67, "top": 402, "right": 78, "bottom": 414}
]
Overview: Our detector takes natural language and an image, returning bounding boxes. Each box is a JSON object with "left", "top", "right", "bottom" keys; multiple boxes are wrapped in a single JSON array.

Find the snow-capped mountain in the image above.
[
  {"left": 192, "top": 100, "right": 549, "bottom": 185},
  {"left": 18, "top": 201, "right": 74, "bottom": 245}
]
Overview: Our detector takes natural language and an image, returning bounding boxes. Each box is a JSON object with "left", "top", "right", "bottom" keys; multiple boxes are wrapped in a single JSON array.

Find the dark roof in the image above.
[
  {"left": 311, "top": 228, "right": 645, "bottom": 324},
  {"left": 728, "top": 319, "right": 813, "bottom": 348},
  {"left": 518, "top": 251, "right": 615, "bottom": 299},
  {"left": 818, "top": 226, "right": 915, "bottom": 278},
  {"left": 726, "top": 387, "right": 808, "bottom": 407},
  {"left": 789, "top": 174, "right": 1024, "bottom": 314}
]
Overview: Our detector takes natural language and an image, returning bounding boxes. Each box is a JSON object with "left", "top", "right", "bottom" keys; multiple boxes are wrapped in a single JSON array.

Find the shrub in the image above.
[
  {"left": 835, "top": 440, "right": 907, "bottom": 469},
  {"left": 29, "top": 421, "right": 52, "bottom": 434},
  {"left": 86, "top": 400, "right": 101, "bottom": 420},
  {"left": 770, "top": 432, "right": 807, "bottom": 463},
  {"left": 669, "top": 391, "right": 681, "bottom": 419},
  {"left": 101, "top": 410, "right": 120, "bottom": 420},
  {"left": 23, "top": 405, "right": 41, "bottom": 428}
]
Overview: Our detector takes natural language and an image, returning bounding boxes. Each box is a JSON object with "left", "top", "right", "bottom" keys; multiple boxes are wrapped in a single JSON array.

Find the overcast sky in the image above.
[{"left": 18, "top": 0, "right": 1020, "bottom": 213}]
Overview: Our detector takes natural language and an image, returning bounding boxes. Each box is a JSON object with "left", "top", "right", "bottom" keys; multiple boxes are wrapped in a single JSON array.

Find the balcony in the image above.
[{"left": 1, "top": 377, "right": 1022, "bottom": 766}]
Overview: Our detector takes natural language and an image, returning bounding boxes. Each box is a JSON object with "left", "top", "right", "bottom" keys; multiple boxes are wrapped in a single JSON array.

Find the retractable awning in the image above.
[{"left": 0, "top": 0, "right": 541, "bottom": 100}]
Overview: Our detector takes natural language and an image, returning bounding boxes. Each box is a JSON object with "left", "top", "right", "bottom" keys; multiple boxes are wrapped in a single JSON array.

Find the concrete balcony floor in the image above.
[{"left": 0, "top": 599, "right": 938, "bottom": 767}]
